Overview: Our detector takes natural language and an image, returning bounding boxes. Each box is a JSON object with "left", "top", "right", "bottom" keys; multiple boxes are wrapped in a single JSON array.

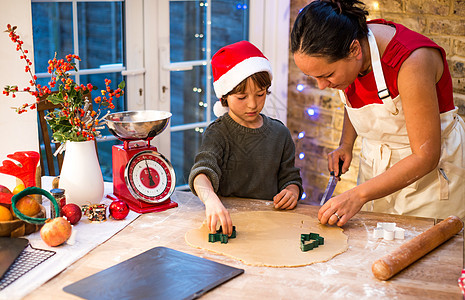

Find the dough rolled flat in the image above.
[
  {"left": 372, "top": 215, "right": 463, "bottom": 280},
  {"left": 185, "top": 211, "right": 348, "bottom": 267}
]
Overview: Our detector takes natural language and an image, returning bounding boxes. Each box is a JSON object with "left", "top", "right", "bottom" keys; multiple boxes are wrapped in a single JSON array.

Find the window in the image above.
[{"left": 32, "top": 0, "right": 125, "bottom": 181}]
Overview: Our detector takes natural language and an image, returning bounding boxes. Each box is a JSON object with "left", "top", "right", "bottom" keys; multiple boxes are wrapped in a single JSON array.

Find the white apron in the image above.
[{"left": 339, "top": 29, "right": 465, "bottom": 220}]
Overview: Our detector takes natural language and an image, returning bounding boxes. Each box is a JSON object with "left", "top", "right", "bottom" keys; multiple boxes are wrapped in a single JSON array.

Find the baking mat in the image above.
[{"left": 63, "top": 246, "right": 244, "bottom": 300}]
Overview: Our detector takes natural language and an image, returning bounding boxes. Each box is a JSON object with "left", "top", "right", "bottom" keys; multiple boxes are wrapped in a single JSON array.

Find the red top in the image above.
[{"left": 345, "top": 19, "right": 454, "bottom": 113}]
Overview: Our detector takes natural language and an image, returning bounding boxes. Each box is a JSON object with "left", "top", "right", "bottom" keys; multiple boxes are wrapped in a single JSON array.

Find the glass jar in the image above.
[{"left": 50, "top": 188, "right": 66, "bottom": 217}]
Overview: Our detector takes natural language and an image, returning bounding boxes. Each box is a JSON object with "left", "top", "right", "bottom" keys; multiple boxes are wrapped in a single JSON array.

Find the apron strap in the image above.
[
  {"left": 338, "top": 90, "right": 348, "bottom": 106},
  {"left": 367, "top": 29, "right": 399, "bottom": 115}
]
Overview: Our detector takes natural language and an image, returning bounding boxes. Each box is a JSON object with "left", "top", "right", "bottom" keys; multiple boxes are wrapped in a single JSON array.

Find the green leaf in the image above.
[
  {"left": 118, "top": 81, "right": 126, "bottom": 90},
  {"left": 46, "top": 93, "right": 64, "bottom": 105}
]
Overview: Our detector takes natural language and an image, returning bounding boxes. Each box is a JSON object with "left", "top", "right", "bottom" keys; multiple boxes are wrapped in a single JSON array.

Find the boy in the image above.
[{"left": 189, "top": 41, "right": 303, "bottom": 235}]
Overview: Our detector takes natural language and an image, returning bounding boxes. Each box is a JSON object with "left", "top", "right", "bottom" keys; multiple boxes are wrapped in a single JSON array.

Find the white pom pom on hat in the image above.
[
  {"left": 211, "top": 40, "right": 273, "bottom": 117},
  {"left": 213, "top": 101, "right": 229, "bottom": 117}
]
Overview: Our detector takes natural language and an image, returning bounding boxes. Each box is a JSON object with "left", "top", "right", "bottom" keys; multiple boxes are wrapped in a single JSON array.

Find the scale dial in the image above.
[{"left": 124, "top": 150, "right": 175, "bottom": 203}]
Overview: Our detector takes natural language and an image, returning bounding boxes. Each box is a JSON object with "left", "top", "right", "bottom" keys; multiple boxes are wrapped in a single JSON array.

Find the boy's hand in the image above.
[
  {"left": 204, "top": 197, "right": 233, "bottom": 236},
  {"left": 193, "top": 173, "right": 234, "bottom": 236},
  {"left": 273, "top": 184, "right": 299, "bottom": 210}
]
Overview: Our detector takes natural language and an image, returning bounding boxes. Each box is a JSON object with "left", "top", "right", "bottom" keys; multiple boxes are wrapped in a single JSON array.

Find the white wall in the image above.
[{"left": 0, "top": 0, "right": 39, "bottom": 189}]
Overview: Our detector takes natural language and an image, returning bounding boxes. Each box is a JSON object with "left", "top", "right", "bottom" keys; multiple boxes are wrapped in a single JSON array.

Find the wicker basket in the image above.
[{"left": 0, "top": 205, "right": 46, "bottom": 237}]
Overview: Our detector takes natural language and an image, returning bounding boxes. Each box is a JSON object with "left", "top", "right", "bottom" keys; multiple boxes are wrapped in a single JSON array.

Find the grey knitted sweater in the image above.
[{"left": 188, "top": 113, "right": 303, "bottom": 200}]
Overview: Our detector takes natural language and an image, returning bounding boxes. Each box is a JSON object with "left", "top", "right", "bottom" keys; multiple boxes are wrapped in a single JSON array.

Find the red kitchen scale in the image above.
[{"left": 104, "top": 110, "right": 177, "bottom": 213}]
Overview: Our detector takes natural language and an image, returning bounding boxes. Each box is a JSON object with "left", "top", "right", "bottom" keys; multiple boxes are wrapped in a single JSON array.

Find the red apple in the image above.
[
  {"left": 61, "top": 203, "right": 82, "bottom": 225},
  {"left": 109, "top": 199, "right": 129, "bottom": 220},
  {"left": 0, "top": 185, "right": 13, "bottom": 209},
  {"left": 40, "top": 217, "right": 72, "bottom": 247},
  {"left": 0, "top": 193, "right": 12, "bottom": 209},
  {"left": 0, "top": 184, "right": 12, "bottom": 194}
]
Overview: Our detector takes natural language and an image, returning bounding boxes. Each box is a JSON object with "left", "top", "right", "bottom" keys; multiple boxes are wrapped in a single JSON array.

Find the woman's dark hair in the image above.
[
  {"left": 220, "top": 71, "right": 272, "bottom": 106},
  {"left": 290, "top": 0, "right": 369, "bottom": 62}
]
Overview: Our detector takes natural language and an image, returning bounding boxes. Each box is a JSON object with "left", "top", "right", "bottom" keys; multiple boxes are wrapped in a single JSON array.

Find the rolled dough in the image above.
[{"left": 185, "top": 210, "right": 348, "bottom": 267}]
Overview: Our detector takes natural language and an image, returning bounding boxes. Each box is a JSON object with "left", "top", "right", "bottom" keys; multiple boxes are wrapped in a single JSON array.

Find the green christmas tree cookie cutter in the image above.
[
  {"left": 208, "top": 226, "right": 236, "bottom": 244},
  {"left": 300, "top": 232, "right": 324, "bottom": 252},
  {"left": 11, "top": 186, "right": 60, "bottom": 225}
]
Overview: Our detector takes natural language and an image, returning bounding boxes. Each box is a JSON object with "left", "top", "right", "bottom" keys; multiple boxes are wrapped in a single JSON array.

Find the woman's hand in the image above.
[
  {"left": 327, "top": 147, "right": 352, "bottom": 177},
  {"left": 318, "top": 188, "right": 365, "bottom": 226},
  {"left": 273, "top": 184, "right": 299, "bottom": 210}
]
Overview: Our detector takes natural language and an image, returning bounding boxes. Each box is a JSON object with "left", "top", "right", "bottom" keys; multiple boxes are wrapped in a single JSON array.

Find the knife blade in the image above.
[{"left": 319, "top": 159, "right": 344, "bottom": 205}]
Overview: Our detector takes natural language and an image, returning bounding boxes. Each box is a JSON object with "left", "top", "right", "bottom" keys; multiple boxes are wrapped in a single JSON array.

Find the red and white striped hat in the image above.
[{"left": 211, "top": 41, "right": 272, "bottom": 116}]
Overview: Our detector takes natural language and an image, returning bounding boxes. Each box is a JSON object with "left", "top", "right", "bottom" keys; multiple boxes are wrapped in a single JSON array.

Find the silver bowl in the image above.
[{"left": 105, "top": 110, "right": 172, "bottom": 141}]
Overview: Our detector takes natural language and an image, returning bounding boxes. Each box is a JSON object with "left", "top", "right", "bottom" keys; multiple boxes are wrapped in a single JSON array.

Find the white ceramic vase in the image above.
[{"left": 59, "top": 140, "right": 104, "bottom": 207}]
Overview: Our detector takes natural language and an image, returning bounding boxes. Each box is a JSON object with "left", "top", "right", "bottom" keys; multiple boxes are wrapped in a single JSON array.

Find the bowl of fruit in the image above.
[{"left": 0, "top": 184, "right": 46, "bottom": 237}]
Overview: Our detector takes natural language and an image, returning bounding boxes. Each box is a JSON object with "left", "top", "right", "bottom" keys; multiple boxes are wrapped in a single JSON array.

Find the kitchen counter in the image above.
[{"left": 25, "top": 190, "right": 463, "bottom": 299}]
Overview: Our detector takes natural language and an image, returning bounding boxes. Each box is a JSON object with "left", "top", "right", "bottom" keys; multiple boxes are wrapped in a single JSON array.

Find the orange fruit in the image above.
[
  {"left": 12, "top": 183, "right": 25, "bottom": 195},
  {"left": 11, "top": 195, "right": 41, "bottom": 217},
  {"left": 0, "top": 205, "right": 13, "bottom": 221}
]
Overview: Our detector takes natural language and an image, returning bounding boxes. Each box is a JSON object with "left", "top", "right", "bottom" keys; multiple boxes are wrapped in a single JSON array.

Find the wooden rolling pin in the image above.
[{"left": 372, "top": 215, "right": 463, "bottom": 281}]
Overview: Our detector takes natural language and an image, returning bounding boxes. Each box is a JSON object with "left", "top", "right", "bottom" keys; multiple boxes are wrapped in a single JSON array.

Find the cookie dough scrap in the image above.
[{"left": 185, "top": 211, "right": 349, "bottom": 267}]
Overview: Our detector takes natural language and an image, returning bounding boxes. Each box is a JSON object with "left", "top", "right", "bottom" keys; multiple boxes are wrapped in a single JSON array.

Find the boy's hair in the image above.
[{"left": 220, "top": 71, "right": 271, "bottom": 106}]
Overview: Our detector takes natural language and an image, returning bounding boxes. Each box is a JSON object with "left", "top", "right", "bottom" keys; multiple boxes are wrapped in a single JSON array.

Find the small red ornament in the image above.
[
  {"left": 61, "top": 203, "right": 82, "bottom": 225},
  {"left": 109, "top": 199, "right": 129, "bottom": 220}
]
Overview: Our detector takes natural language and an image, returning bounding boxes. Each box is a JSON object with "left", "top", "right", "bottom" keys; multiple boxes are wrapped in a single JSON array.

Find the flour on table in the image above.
[{"left": 185, "top": 211, "right": 349, "bottom": 267}]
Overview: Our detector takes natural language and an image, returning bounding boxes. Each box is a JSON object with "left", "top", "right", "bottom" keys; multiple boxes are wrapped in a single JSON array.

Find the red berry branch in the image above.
[{"left": 3, "top": 24, "right": 125, "bottom": 143}]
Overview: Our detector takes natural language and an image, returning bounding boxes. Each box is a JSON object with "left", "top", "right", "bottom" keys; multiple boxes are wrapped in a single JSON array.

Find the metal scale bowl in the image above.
[{"left": 105, "top": 111, "right": 177, "bottom": 213}]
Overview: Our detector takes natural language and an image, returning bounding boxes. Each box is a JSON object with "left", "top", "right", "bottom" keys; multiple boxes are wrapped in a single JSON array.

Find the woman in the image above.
[{"left": 291, "top": 0, "right": 465, "bottom": 226}]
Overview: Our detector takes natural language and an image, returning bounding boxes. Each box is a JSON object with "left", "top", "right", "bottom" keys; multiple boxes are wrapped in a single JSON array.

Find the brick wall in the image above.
[{"left": 288, "top": 0, "right": 465, "bottom": 205}]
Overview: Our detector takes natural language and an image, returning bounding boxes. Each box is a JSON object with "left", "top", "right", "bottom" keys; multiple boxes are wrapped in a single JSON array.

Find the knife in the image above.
[{"left": 319, "top": 159, "right": 344, "bottom": 205}]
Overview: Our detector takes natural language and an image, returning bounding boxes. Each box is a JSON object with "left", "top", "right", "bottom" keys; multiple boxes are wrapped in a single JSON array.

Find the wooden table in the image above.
[{"left": 25, "top": 191, "right": 463, "bottom": 299}]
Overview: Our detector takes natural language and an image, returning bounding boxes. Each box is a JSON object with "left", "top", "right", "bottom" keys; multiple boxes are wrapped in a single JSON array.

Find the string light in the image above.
[
  {"left": 296, "top": 131, "right": 307, "bottom": 201},
  {"left": 307, "top": 107, "right": 316, "bottom": 116},
  {"left": 293, "top": 84, "right": 315, "bottom": 202}
]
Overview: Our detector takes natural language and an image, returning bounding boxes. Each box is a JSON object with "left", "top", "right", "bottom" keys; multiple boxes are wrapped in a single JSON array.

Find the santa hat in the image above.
[{"left": 211, "top": 41, "right": 273, "bottom": 117}]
